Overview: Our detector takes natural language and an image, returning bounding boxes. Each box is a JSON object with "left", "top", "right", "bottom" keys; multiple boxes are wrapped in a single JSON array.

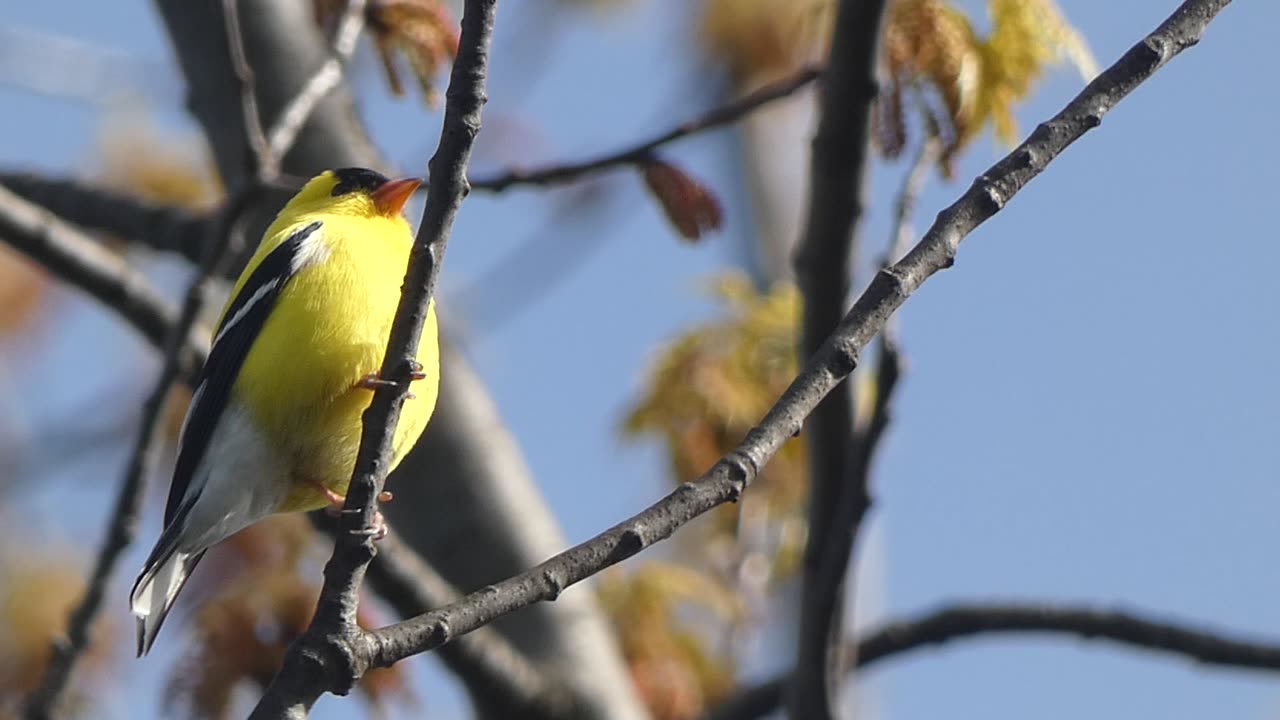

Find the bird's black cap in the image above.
[{"left": 331, "top": 167, "right": 391, "bottom": 196}]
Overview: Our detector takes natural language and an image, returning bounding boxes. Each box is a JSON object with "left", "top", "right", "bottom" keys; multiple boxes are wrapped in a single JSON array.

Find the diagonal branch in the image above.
[
  {"left": 331, "top": 0, "right": 1231, "bottom": 682},
  {"left": 4, "top": 0, "right": 1231, "bottom": 712},
  {"left": 0, "top": 184, "right": 208, "bottom": 373},
  {"left": 790, "top": 0, "right": 890, "bottom": 716},
  {"left": 707, "top": 602, "right": 1280, "bottom": 720},
  {"left": 469, "top": 65, "right": 821, "bottom": 192},
  {"left": 0, "top": 173, "right": 212, "bottom": 264},
  {"left": 249, "top": 0, "right": 499, "bottom": 716}
]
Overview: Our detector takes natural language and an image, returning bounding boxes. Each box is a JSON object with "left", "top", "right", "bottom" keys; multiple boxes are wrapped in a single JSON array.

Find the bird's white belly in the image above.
[{"left": 179, "top": 399, "right": 293, "bottom": 552}]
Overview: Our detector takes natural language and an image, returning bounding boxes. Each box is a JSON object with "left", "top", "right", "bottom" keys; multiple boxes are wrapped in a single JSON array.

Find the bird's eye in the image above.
[{"left": 331, "top": 167, "right": 392, "bottom": 197}]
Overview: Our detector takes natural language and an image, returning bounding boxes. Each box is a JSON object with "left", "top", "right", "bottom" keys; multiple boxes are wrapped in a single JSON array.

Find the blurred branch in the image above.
[
  {"left": 238, "top": 0, "right": 1227, "bottom": 696},
  {"left": 249, "top": 0, "right": 498, "bottom": 717},
  {"left": 887, "top": 136, "right": 939, "bottom": 263},
  {"left": 0, "top": 183, "right": 208, "bottom": 376},
  {"left": 21, "top": 167, "right": 250, "bottom": 720},
  {"left": 265, "top": 0, "right": 366, "bottom": 160},
  {"left": 788, "top": 125, "right": 935, "bottom": 720},
  {"left": 0, "top": 173, "right": 210, "bottom": 264},
  {"left": 707, "top": 602, "right": 1280, "bottom": 720},
  {"left": 469, "top": 65, "right": 821, "bottom": 192},
  {"left": 790, "top": 0, "right": 889, "bottom": 717}
]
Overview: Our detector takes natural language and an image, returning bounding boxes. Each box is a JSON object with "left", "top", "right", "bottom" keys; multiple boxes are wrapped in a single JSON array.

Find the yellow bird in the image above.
[{"left": 130, "top": 168, "right": 439, "bottom": 656}]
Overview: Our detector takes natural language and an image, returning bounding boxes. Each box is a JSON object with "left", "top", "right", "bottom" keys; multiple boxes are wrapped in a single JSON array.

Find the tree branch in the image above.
[
  {"left": 468, "top": 64, "right": 820, "bottom": 192},
  {"left": 0, "top": 173, "right": 212, "bottom": 265},
  {"left": 0, "top": 184, "right": 208, "bottom": 374},
  {"left": 21, "top": 174, "right": 249, "bottom": 720},
  {"left": 790, "top": 0, "right": 889, "bottom": 717},
  {"left": 707, "top": 601, "right": 1280, "bottom": 720},
  {"left": 249, "top": 0, "right": 498, "bottom": 716},
  {"left": 305, "top": 0, "right": 1229, "bottom": 685},
  {"left": 887, "top": 136, "right": 939, "bottom": 263}
]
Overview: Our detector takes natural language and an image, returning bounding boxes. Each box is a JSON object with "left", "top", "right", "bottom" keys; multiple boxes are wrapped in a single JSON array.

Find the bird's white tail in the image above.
[{"left": 130, "top": 547, "right": 204, "bottom": 656}]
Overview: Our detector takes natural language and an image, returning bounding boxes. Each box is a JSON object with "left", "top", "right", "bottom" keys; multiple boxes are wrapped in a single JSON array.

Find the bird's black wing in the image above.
[{"left": 162, "top": 221, "right": 323, "bottom": 525}]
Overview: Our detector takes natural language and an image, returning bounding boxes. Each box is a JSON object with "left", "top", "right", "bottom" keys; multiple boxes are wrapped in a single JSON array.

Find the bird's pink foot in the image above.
[
  {"left": 315, "top": 484, "right": 346, "bottom": 518},
  {"left": 314, "top": 483, "right": 391, "bottom": 540},
  {"left": 355, "top": 361, "right": 428, "bottom": 400}
]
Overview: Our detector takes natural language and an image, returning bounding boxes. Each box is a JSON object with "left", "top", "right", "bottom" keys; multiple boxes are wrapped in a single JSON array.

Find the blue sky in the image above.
[{"left": 1, "top": 1, "right": 1277, "bottom": 719}]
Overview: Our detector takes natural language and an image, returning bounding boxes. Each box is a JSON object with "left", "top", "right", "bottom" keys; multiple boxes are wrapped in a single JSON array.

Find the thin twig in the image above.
[
  {"left": 3, "top": 0, "right": 1232, "bottom": 711},
  {"left": 468, "top": 65, "right": 821, "bottom": 192},
  {"left": 887, "top": 137, "right": 938, "bottom": 263},
  {"left": 266, "top": 0, "right": 368, "bottom": 160},
  {"left": 337, "top": 0, "right": 1232, "bottom": 677},
  {"left": 790, "top": 0, "right": 890, "bottom": 716},
  {"left": 249, "top": 0, "right": 499, "bottom": 716},
  {"left": 0, "top": 65, "right": 819, "bottom": 262},
  {"left": 706, "top": 602, "right": 1280, "bottom": 720},
  {"left": 4, "top": 3, "right": 570, "bottom": 715},
  {"left": 221, "top": 0, "right": 275, "bottom": 177}
]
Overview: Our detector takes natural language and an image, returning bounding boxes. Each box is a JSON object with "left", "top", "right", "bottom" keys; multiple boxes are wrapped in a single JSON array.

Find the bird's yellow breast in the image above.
[{"left": 228, "top": 212, "right": 439, "bottom": 509}]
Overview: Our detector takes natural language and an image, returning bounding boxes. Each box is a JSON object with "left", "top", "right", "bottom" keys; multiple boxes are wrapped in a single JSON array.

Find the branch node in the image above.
[
  {"left": 1015, "top": 146, "right": 1039, "bottom": 170},
  {"left": 431, "top": 618, "right": 453, "bottom": 646},
  {"left": 618, "top": 527, "right": 646, "bottom": 556},
  {"left": 978, "top": 179, "right": 1007, "bottom": 213},
  {"left": 541, "top": 568, "right": 566, "bottom": 600},
  {"left": 305, "top": 628, "right": 366, "bottom": 698},
  {"left": 826, "top": 340, "right": 860, "bottom": 379},
  {"left": 720, "top": 451, "right": 760, "bottom": 499},
  {"left": 1145, "top": 34, "right": 1174, "bottom": 62}
]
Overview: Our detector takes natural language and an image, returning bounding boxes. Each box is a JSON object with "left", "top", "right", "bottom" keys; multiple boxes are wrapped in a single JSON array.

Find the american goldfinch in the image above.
[{"left": 130, "top": 168, "right": 440, "bottom": 656}]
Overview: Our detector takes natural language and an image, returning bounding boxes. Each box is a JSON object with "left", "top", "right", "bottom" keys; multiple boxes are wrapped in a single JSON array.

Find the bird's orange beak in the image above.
[{"left": 371, "top": 177, "right": 422, "bottom": 217}]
